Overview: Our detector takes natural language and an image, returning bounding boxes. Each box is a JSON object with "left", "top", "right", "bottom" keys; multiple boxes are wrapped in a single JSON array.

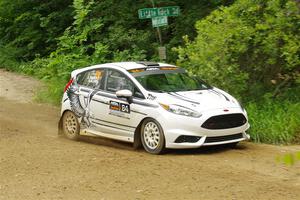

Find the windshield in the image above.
[{"left": 135, "top": 72, "right": 211, "bottom": 93}]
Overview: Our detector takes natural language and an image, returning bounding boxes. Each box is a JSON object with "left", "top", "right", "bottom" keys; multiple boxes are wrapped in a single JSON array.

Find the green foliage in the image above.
[
  {"left": 0, "top": 45, "right": 20, "bottom": 70},
  {"left": 0, "top": 0, "right": 232, "bottom": 64},
  {"left": 24, "top": 0, "right": 151, "bottom": 101},
  {"left": 246, "top": 96, "right": 300, "bottom": 144},
  {"left": 276, "top": 152, "right": 300, "bottom": 166},
  {"left": 35, "top": 78, "right": 67, "bottom": 106},
  {"left": 0, "top": 0, "right": 73, "bottom": 61},
  {"left": 176, "top": 0, "right": 300, "bottom": 100}
]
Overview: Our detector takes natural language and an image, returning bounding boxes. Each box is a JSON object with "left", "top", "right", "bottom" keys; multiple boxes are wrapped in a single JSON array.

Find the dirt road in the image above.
[{"left": 0, "top": 69, "right": 299, "bottom": 200}]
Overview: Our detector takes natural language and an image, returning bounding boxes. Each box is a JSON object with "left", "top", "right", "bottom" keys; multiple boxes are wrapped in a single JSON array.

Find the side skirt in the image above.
[{"left": 80, "top": 129, "right": 134, "bottom": 143}]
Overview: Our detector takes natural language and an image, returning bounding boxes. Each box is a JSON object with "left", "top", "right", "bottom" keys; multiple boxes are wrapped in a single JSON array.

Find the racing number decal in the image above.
[
  {"left": 121, "top": 104, "right": 130, "bottom": 113},
  {"left": 109, "top": 101, "right": 130, "bottom": 113}
]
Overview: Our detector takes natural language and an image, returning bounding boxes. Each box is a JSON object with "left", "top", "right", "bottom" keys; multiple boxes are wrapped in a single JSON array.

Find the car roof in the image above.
[{"left": 72, "top": 62, "right": 177, "bottom": 76}]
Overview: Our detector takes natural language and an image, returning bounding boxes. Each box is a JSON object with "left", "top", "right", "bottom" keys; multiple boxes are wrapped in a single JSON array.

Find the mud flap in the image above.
[{"left": 133, "top": 125, "right": 142, "bottom": 150}]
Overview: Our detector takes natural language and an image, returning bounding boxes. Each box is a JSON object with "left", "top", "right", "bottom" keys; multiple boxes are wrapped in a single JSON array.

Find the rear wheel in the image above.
[
  {"left": 62, "top": 111, "right": 80, "bottom": 140},
  {"left": 141, "top": 119, "right": 165, "bottom": 154}
]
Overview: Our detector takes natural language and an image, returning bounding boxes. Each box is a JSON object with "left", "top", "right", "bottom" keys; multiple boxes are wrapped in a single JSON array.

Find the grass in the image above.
[
  {"left": 246, "top": 99, "right": 300, "bottom": 144},
  {"left": 35, "top": 78, "right": 66, "bottom": 106}
]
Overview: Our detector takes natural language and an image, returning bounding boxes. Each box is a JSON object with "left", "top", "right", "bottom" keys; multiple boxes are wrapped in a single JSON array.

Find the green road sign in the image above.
[
  {"left": 152, "top": 16, "right": 168, "bottom": 27},
  {"left": 138, "top": 6, "right": 180, "bottom": 19},
  {"left": 158, "top": 6, "right": 180, "bottom": 17},
  {"left": 138, "top": 8, "right": 156, "bottom": 19}
]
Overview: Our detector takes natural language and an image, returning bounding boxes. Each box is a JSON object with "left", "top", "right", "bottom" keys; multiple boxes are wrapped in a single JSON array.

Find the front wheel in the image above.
[
  {"left": 141, "top": 119, "right": 165, "bottom": 154},
  {"left": 62, "top": 111, "right": 80, "bottom": 140}
]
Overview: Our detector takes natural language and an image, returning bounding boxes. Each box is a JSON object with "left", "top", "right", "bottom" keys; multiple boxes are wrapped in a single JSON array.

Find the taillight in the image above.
[{"left": 64, "top": 78, "right": 74, "bottom": 92}]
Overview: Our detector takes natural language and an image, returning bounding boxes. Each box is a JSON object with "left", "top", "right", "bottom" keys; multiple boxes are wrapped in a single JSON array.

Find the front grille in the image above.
[
  {"left": 201, "top": 114, "right": 247, "bottom": 129},
  {"left": 205, "top": 133, "right": 243, "bottom": 143},
  {"left": 174, "top": 135, "right": 202, "bottom": 143}
]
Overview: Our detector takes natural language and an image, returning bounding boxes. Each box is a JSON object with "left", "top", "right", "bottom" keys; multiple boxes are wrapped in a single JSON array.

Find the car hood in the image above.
[{"left": 151, "top": 88, "right": 240, "bottom": 112}]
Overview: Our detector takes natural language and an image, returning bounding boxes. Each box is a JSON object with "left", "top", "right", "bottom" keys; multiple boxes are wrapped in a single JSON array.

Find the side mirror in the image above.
[{"left": 116, "top": 89, "right": 133, "bottom": 104}]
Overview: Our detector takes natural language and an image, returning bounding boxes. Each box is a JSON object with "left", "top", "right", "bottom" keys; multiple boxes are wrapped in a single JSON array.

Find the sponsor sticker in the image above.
[{"left": 109, "top": 101, "right": 130, "bottom": 113}]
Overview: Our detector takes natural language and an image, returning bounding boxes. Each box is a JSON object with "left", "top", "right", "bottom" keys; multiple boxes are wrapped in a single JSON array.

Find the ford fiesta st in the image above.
[{"left": 58, "top": 62, "right": 250, "bottom": 154}]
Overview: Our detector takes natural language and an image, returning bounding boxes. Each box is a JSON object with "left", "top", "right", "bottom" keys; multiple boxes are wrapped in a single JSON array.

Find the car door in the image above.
[{"left": 90, "top": 68, "right": 147, "bottom": 140}]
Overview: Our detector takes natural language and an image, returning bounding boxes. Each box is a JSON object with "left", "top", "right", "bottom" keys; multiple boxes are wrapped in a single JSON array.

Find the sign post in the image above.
[
  {"left": 158, "top": 46, "right": 166, "bottom": 60},
  {"left": 138, "top": 3, "right": 180, "bottom": 60}
]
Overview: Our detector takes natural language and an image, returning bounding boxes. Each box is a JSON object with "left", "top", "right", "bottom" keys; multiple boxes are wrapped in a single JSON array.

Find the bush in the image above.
[
  {"left": 0, "top": 45, "right": 21, "bottom": 71},
  {"left": 175, "top": 0, "right": 300, "bottom": 100}
]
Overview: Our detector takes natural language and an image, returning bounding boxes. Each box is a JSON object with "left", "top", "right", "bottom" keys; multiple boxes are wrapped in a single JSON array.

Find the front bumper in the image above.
[
  {"left": 155, "top": 107, "right": 250, "bottom": 149},
  {"left": 166, "top": 131, "right": 250, "bottom": 149}
]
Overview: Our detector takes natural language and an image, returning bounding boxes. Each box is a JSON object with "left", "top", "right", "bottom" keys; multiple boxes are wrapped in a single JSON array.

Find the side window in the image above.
[
  {"left": 106, "top": 70, "right": 134, "bottom": 92},
  {"left": 106, "top": 70, "right": 144, "bottom": 99},
  {"left": 77, "top": 69, "right": 105, "bottom": 89}
]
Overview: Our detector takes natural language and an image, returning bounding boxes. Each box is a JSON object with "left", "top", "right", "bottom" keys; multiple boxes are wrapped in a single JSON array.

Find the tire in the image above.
[
  {"left": 62, "top": 111, "right": 80, "bottom": 140},
  {"left": 141, "top": 119, "right": 165, "bottom": 154}
]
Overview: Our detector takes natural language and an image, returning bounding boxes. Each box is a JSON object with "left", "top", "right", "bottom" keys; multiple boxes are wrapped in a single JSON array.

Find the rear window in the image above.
[{"left": 76, "top": 69, "right": 105, "bottom": 89}]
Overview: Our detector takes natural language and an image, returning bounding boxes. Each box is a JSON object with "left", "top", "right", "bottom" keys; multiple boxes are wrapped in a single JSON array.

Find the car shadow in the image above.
[
  {"left": 70, "top": 135, "right": 249, "bottom": 155},
  {"left": 77, "top": 135, "right": 135, "bottom": 151},
  {"left": 166, "top": 143, "right": 248, "bottom": 155}
]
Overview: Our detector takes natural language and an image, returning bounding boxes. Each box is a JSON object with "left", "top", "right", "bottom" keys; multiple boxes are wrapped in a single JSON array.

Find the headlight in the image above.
[{"left": 159, "top": 103, "right": 202, "bottom": 118}]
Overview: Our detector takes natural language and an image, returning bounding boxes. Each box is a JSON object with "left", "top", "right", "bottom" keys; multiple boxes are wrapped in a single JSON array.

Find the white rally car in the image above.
[{"left": 58, "top": 62, "right": 250, "bottom": 154}]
